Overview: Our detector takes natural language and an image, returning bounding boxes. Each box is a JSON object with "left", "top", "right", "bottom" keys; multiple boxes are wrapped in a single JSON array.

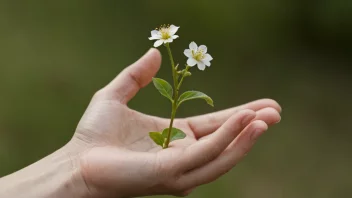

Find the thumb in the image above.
[{"left": 104, "top": 48, "right": 161, "bottom": 104}]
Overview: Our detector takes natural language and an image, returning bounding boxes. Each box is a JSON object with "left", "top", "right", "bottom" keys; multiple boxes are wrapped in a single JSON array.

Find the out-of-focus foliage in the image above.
[{"left": 0, "top": 1, "right": 351, "bottom": 197}]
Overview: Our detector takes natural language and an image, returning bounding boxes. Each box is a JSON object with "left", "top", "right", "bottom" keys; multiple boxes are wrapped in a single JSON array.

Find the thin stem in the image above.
[
  {"left": 163, "top": 102, "right": 177, "bottom": 149},
  {"left": 165, "top": 43, "right": 178, "bottom": 91},
  {"left": 177, "top": 65, "right": 190, "bottom": 92},
  {"left": 163, "top": 43, "right": 180, "bottom": 149}
]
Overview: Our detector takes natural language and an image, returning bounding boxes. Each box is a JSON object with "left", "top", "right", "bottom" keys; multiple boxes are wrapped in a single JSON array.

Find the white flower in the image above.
[
  {"left": 184, "top": 42, "right": 213, "bottom": 71},
  {"left": 149, "top": 24, "right": 180, "bottom": 47}
]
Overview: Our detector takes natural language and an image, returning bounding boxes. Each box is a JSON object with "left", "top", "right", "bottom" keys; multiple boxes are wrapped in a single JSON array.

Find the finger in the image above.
[
  {"left": 176, "top": 120, "right": 268, "bottom": 189},
  {"left": 196, "top": 107, "right": 280, "bottom": 141},
  {"left": 187, "top": 99, "right": 281, "bottom": 138},
  {"left": 253, "top": 107, "right": 281, "bottom": 126},
  {"left": 178, "top": 110, "right": 256, "bottom": 172},
  {"left": 103, "top": 48, "right": 161, "bottom": 104}
]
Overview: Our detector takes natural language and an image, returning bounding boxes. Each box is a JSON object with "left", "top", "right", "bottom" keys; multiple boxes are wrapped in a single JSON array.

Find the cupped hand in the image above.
[{"left": 70, "top": 49, "right": 281, "bottom": 198}]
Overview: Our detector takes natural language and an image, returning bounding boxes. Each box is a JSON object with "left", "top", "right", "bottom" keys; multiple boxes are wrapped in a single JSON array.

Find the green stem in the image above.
[
  {"left": 165, "top": 43, "right": 178, "bottom": 91},
  {"left": 163, "top": 101, "right": 177, "bottom": 149},
  {"left": 177, "top": 66, "right": 190, "bottom": 92},
  {"left": 163, "top": 43, "right": 180, "bottom": 149}
]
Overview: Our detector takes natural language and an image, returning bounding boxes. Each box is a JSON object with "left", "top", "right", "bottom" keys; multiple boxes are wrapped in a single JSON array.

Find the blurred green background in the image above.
[{"left": 0, "top": 1, "right": 351, "bottom": 197}]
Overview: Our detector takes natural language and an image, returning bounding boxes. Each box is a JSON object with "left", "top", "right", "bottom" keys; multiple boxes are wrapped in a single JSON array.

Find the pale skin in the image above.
[{"left": 0, "top": 49, "right": 281, "bottom": 198}]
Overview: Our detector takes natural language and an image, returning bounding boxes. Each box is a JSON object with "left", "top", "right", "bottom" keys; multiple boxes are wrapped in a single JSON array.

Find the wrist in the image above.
[{"left": 0, "top": 141, "right": 91, "bottom": 198}]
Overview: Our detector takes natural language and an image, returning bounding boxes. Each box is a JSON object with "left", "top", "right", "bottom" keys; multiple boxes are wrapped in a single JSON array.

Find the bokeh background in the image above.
[{"left": 1, "top": 1, "right": 351, "bottom": 197}]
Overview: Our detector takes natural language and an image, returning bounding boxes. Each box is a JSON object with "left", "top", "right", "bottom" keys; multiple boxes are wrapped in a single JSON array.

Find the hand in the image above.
[{"left": 70, "top": 49, "right": 281, "bottom": 198}]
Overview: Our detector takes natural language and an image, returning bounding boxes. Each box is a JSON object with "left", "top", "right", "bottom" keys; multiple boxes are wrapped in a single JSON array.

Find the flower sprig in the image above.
[{"left": 148, "top": 24, "right": 214, "bottom": 149}]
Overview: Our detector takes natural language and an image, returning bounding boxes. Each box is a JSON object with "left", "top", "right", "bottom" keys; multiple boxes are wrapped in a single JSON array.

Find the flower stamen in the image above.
[
  {"left": 156, "top": 24, "right": 172, "bottom": 40},
  {"left": 192, "top": 50, "right": 205, "bottom": 61}
]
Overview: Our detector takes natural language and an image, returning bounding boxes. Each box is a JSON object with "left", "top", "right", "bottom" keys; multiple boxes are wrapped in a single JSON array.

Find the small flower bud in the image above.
[
  {"left": 175, "top": 64, "right": 179, "bottom": 70},
  {"left": 184, "top": 71, "right": 192, "bottom": 77},
  {"left": 177, "top": 68, "right": 186, "bottom": 75}
]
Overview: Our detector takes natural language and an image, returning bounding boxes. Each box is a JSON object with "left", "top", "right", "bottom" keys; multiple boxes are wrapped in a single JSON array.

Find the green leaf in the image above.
[
  {"left": 177, "top": 91, "right": 214, "bottom": 107},
  {"left": 149, "top": 132, "right": 164, "bottom": 147},
  {"left": 152, "top": 78, "right": 173, "bottom": 102},
  {"left": 162, "top": 127, "right": 186, "bottom": 142}
]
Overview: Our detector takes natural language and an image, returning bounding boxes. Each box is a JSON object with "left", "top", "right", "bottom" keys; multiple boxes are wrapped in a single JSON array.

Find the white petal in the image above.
[
  {"left": 198, "top": 45, "right": 207, "bottom": 53},
  {"left": 154, "top": 40, "right": 164, "bottom": 47},
  {"left": 184, "top": 49, "right": 192, "bottom": 57},
  {"left": 149, "top": 36, "right": 159, "bottom": 40},
  {"left": 151, "top": 30, "right": 159, "bottom": 37},
  {"left": 197, "top": 62, "right": 206, "bottom": 70},
  {"left": 149, "top": 30, "right": 161, "bottom": 40},
  {"left": 164, "top": 38, "right": 173, "bottom": 43},
  {"left": 203, "top": 54, "right": 213, "bottom": 61},
  {"left": 187, "top": 58, "right": 197, "bottom": 66},
  {"left": 189, "top": 42, "right": 198, "bottom": 51},
  {"left": 172, "top": 35, "right": 179, "bottom": 39},
  {"left": 203, "top": 60, "right": 211, "bottom": 67},
  {"left": 169, "top": 25, "right": 179, "bottom": 35}
]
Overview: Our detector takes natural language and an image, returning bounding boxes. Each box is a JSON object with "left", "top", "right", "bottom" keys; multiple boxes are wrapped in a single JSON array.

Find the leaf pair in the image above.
[
  {"left": 149, "top": 127, "right": 186, "bottom": 148},
  {"left": 152, "top": 78, "right": 214, "bottom": 107}
]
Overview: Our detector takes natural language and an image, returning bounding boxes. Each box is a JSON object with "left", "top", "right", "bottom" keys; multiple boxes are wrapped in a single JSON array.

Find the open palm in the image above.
[{"left": 71, "top": 49, "right": 281, "bottom": 198}]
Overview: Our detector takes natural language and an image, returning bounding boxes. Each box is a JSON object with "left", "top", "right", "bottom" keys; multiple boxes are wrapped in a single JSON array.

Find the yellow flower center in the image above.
[
  {"left": 192, "top": 50, "right": 205, "bottom": 61},
  {"left": 157, "top": 24, "right": 171, "bottom": 40}
]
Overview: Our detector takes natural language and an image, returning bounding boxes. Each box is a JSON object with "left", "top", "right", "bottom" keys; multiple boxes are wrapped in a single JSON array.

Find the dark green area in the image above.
[{"left": 0, "top": 1, "right": 351, "bottom": 197}]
